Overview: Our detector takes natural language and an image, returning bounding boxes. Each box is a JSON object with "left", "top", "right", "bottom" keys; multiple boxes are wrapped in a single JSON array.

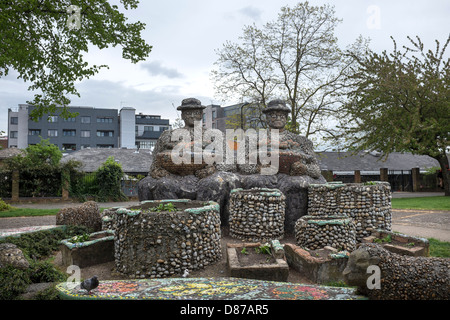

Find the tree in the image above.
[
  {"left": 0, "top": 0, "right": 152, "bottom": 120},
  {"left": 336, "top": 35, "right": 450, "bottom": 195},
  {"left": 211, "top": 2, "right": 361, "bottom": 146}
]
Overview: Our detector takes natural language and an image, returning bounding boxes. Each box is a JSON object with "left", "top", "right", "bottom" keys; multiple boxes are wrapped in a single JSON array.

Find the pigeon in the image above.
[
  {"left": 80, "top": 275, "right": 99, "bottom": 294},
  {"left": 182, "top": 269, "right": 189, "bottom": 278}
]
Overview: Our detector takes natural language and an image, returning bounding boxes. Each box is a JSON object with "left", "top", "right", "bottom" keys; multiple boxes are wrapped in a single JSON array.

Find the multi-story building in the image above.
[
  {"left": 7, "top": 104, "right": 170, "bottom": 152},
  {"left": 202, "top": 103, "right": 266, "bottom": 132},
  {"left": 135, "top": 113, "right": 171, "bottom": 150}
]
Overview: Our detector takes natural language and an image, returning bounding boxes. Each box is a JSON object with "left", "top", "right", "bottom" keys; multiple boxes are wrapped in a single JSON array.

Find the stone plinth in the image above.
[
  {"left": 228, "top": 188, "right": 285, "bottom": 242},
  {"left": 295, "top": 215, "right": 356, "bottom": 251},
  {"left": 307, "top": 182, "right": 392, "bottom": 242},
  {"left": 111, "top": 200, "right": 222, "bottom": 278}
]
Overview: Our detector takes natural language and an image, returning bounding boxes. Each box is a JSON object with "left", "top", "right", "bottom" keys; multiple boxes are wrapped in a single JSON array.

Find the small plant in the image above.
[
  {"left": 0, "top": 198, "right": 14, "bottom": 212},
  {"left": 149, "top": 202, "right": 177, "bottom": 212},
  {"left": 374, "top": 234, "right": 392, "bottom": 244},
  {"left": 406, "top": 242, "right": 415, "bottom": 247},
  {"left": 70, "top": 233, "right": 90, "bottom": 243},
  {"left": 255, "top": 243, "right": 271, "bottom": 255},
  {"left": 364, "top": 181, "right": 377, "bottom": 185},
  {"left": 241, "top": 247, "right": 248, "bottom": 255}
]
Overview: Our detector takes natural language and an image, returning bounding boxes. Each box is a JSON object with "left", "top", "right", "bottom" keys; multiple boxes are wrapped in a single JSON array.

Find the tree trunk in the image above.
[{"left": 435, "top": 154, "right": 450, "bottom": 196}]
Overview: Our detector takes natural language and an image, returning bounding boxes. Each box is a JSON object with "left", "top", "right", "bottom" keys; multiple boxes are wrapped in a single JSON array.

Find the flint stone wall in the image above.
[
  {"left": 138, "top": 171, "right": 326, "bottom": 234},
  {"left": 228, "top": 188, "right": 286, "bottom": 242},
  {"left": 307, "top": 182, "right": 392, "bottom": 242},
  {"left": 295, "top": 215, "right": 356, "bottom": 251},
  {"left": 111, "top": 200, "right": 222, "bottom": 278}
]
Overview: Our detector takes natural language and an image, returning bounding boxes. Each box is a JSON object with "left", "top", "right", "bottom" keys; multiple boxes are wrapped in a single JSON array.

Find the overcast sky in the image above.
[{"left": 1, "top": 0, "right": 449, "bottom": 135}]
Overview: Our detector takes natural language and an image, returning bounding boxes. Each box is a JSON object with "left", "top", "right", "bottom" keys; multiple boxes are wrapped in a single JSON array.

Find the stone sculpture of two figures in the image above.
[{"left": 138, "top": 98, "right": 326, "bottom": 233}]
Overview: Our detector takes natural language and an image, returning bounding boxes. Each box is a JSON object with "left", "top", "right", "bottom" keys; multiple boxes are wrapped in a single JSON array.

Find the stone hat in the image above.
[
  {"left": 177, "top": 98, "right": 206, "bottom": 111},
  {"left": 262, "top": 99, "right": 290, "bottom": 114}
]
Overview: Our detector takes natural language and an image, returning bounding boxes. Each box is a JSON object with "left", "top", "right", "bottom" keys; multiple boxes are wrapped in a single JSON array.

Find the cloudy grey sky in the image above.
[{"left": 1, "top": 0, "right": 449, "bottom": 135}]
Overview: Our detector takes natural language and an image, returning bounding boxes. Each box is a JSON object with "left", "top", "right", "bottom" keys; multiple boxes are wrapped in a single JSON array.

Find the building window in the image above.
[
  {"left": 138, "top": 141, "right": 156, "bottom": 149},
  {"left": 10, "top": 131, "right": 18, "bottom": 138},
  {"left": 63, "top": 129, "right": 76, "bottom": 136},
  {"left": 47, "top": 116, "right": 58, "bottom": 123},
  {"left": 63, "top": 117, "right": 76, "bottom": 122},
  {"left": 159, "top": 126, "right": 168, "bottom": 132},
  {"left": 144, "top": 126, "right": 154, "bottom": 131},
  {"left": 97, "top": 130, "right": 114, "bottom": 137},
  {"left": 81, "top": 144, "right": 90, "bottom": 149},
  {"left": 10, "top": 117, "right": 18, "bottom": 125},
  {"left": 81, "top": 130, "right": 90, "bottom": 138},
  {"left": 81, "top": 116, "right": 91, "bottom": 124},
  {"left": 28, "top": 129, "right": 41, "bottom": 136},
  {"left": 212, "top": 110, "right": 216, "bottom": 120},
  {"left": 97, "top": 117, "right": 113, "bottom": 123},
  {"left": 62, "top": 144, "right": 76, "bottom": 151},
  {"left": 97, "top": 144, "right": 114, "bottom": 148},
  {"left": 48, "top": 129, "right": 58, "bottom": 137}
]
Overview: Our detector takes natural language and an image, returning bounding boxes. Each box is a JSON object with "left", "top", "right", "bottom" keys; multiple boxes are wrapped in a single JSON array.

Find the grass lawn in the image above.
[
  {"left": 0, "top": 207, "right": 108, "bottom": 218},
  {"left": 0, "top": 208, "right": 60, "bottom": 218},
  {"left": 391, "top": 196, "right": 450, "bottom": 211}
]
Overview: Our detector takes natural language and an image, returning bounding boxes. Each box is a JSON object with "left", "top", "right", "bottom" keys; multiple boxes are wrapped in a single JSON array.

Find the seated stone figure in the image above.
[
  {"left": 260, "top": 99, "right": 322, "bottom": 178},
  {"left": 149, "top": 98, "right": 216, "bottom": 179}
]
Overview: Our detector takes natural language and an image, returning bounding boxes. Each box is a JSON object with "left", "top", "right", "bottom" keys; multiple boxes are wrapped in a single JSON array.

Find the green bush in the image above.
[
  {"left": 0, "top": 198, "right": 13, "bottom": 212},
  {"left": 0, "top": 226, "right": 89, "bottom": 300},
  {"left": 95, "top": 156, "right": 127, "bottom": 202}
]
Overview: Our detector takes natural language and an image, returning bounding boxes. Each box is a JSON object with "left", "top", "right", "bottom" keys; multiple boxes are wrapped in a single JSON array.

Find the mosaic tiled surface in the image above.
[
  {"left": 0, "top": 225, "right": 59, "bottom": 239},
  {"left": 56, "top": 277, "right": 366, "bottom": 300}
]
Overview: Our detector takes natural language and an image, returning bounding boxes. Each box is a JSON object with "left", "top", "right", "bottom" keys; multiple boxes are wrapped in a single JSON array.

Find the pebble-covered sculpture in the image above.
[{"left": 343, "top": 243, "right": 450, "bottom": 300}]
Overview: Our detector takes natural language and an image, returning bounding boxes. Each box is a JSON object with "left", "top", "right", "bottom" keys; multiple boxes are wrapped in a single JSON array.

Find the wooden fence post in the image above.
[
  {"left": 11, "top": 170, "right": 19, "bottom": 202},
  {"left": 380, "top": 168, "right": 388, "bottom": 182},
  {"left": 354, "top": 170, "right": 361, "bottom": 183},
  {"left": 412, "top": 167, "right": 420, "bottom": 192}
]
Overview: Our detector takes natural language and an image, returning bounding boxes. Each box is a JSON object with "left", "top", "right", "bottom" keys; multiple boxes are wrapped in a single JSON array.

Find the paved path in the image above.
[{"left": 391, "top": 209, "right": 450, "bottom": 242}]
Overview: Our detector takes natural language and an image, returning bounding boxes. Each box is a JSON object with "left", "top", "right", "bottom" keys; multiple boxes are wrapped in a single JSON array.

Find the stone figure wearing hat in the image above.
[
  {"left": 149, "top": 98, "right": 216, "bottom": 179},
  {"left": 260, "top": 99, "right": 322, "bottom": 178}
]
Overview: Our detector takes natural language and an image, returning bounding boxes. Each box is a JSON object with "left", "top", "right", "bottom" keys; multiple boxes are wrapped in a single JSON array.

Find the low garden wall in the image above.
[
  {"left": 307, "top": 182, "right": 392, "bottom": 242},
  {"left": 108, "top": 199, "right": 222, "bottom": 278},
  {"left": 228, "top": 188, "right": 286, "bottom": 242}
]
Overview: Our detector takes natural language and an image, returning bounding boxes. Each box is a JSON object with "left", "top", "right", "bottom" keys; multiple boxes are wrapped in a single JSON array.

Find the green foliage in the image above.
[
  {"left": 148, "top": 202, "right": 178, "bottom": 212},
  {"left": 255, "top": 244, "right": 272, "bottom": 255},
  {"left": 95, "top": 156, "right": 127, "bottom": 202},
  {"left": 337, "top": 35, "right": 450, "bottom": 194},
  {"left": 0, "top": 226, "right": 89, "bottom": 299},
  {"left": 0, "top": 198, "right": 14, "bottom": 212},
  {"left": 0, "top": 265, "right": 31, "bottom": 300},
  {"left": 70, "top": 233, "right": 90, "bottom": 243},
  {"left": 0, "top": 0, "right": 152, "bottom": 120},
  {"left": 374, "top": 234, "right": 392, "bottom": 244},
  {"left": 0, "top": 225, "right": 91, "bottom": 260}
]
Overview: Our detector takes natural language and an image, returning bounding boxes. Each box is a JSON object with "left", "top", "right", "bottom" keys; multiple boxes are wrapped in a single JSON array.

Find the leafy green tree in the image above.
[
  {"left": 24, "top": 138, "right": 62, "bottom": 167},
  {"left": 336, "top": 35, "right": 450, "bottom": 195},
  {"left": 0, "top": 0, "right": 152, "bottom": 120}
]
